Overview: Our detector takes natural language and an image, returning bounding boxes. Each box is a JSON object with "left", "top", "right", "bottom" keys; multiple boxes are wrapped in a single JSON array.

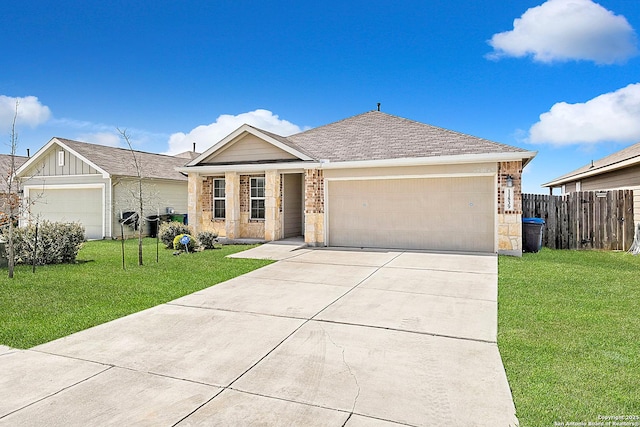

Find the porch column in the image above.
[
  {"left": 264, "top": 170, "right": 282, "bottom": 241},
  {"left": 304, "top": 169, "right": 325, "bottom": 246},
  {"left": 187, "top": 172, "right": 202, "bottom": 235},
  {"left": 225, "top": 172, "right": 240, "bottom": 239},
  {"left": 497, "top": 161, "right": 523, "bottom": 257}
]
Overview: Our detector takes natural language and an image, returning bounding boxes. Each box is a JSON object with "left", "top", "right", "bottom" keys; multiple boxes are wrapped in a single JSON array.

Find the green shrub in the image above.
[
  {"left": 173, "top": 234, "right": 198, "bottom": 252},
  {"left": 196, "top": 231, "right": 218, "bottom": 249},
  {"left": 3, "top": 221, "right": 85, "bottom": 265},
  {"left": 158, "top": 221, "right": 193, "bottom": 248}
]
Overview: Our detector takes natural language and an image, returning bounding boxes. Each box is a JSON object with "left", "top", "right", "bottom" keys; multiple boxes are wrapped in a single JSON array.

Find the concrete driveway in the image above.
[{"left": 0, "top": 244, "right": 518, "bottom": 426}]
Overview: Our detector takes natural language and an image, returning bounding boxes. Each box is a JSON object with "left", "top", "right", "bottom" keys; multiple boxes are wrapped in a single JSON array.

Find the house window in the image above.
[
  {"left": 250, "top": 176, "right": 265, "bottom": 220},
  {"left": 213, "top": 178, "right": 225, "bottom": 219},
  {"left": 58, "top": 150, "right": 65, "bottom": 167},
  {"left": 576, "top": 181, "right": 581, "bottom": 192}
]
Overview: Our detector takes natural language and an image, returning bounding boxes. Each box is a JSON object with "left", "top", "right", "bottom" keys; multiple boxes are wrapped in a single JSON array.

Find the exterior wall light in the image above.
[{"left": 506, "top": 175, "right": 513, "bottom": 187}]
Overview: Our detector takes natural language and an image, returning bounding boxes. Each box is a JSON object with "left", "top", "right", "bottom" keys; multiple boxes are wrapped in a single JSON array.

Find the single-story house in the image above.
[
  {"left": 0, "top": 154, "right": 29, "bottom": 225},
  {"left": 0, "top": 154, "right": 29, "bottom": 194},
  {"left": 180, "top": 111, "right": 536, "bottom": 255},
  {"left": 543, "top": 141, "right": 640, "bottom": 225},
  {"left": 16, "top": 138, "right": 194, "bottom": 239}
]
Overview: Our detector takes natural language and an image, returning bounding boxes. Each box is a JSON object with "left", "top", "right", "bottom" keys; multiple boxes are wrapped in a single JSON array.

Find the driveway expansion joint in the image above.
[
  {"left": 312, "top": 318, "right": 499, "bottom": 345},
  {"left": 0, "top": 364, "right": 113, "bottom": 421}
]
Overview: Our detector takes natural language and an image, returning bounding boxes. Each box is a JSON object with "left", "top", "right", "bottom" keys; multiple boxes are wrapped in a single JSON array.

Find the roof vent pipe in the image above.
[
  {"left": 27, "top": 148, "right": 30, "bottom": 157},
  {"left": 193, "top": 142, "right": 196, "bottom": 152},
  {"left": 377, "top": 103, "right": 381, "bottom": 111}
]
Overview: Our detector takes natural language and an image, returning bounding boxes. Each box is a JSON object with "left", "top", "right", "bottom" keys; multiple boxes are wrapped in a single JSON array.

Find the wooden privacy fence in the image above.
[{"left": 522, "top": 190, "right": 634, "bottom": 250}]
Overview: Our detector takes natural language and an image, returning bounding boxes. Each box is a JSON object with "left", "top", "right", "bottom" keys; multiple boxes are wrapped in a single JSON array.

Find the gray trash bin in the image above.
[{"left": 522, "top": 218, "right": 545, "bottom": 253}]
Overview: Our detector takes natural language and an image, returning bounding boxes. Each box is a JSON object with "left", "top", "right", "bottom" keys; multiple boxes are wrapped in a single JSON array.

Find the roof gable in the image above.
[
  {"left": 17, "top": 138, "right": 107, "bottom": 178},
  {"left": 189, "top": 124, "right": 313, "bottom": 166}
]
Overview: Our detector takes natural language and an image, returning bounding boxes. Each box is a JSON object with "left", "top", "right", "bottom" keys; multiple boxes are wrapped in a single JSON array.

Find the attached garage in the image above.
[
  {"left": 327, "top": 176, "right": 495, "bottom": 252},
  {"left": 26, "top": 186, "right": 105, "bottom": 240}
]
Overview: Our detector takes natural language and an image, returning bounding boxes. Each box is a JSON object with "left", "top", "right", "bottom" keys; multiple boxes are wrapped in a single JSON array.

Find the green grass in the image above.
[
  {"left": 499, "top": 249, "right": 640, "bottom": 426},
  {"left": 0, "top": 239, "right": 272, "bottom": 349}
]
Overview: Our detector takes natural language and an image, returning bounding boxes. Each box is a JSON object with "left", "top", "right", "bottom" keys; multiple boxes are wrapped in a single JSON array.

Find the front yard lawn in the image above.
[
  {"left": 0, "top": 238, "right": 272, "bottom": 349},
  {"left": 499, "top": 249, "right": 640, "bottom": 426}
]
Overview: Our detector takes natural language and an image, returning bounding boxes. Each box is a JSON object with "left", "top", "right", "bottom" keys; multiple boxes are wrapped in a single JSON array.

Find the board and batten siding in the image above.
[
  {"left": 203, "top": 134, "right": 298, "bottom": 164},
  {"left": 23, "top": 144, "right": 100, "bottom": 177}
]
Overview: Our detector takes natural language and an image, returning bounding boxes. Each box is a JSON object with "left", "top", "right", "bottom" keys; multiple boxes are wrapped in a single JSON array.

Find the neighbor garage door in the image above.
[
  {"left": 327, "top": 176, "right": 495, "bottom": 252},
  {"left": 29, "top": 187, "right": 104, "bottom": 240}
]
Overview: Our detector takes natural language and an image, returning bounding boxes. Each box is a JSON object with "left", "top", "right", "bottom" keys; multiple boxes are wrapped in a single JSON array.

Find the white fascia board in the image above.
[
  {"left": 543, "top": 156, "right": 640, "bottom": 188},
  {"left": 178, "top": 151, "right": 537, "bottom": 174},
  {"left": 16, "top": 138, "right": 110, "bottom": 179},
  {"left": 318, "top": 151, "right": 538, "bottom": 170},
  {"left": 187, "top": 124, "right": 312, "bottom": 166},
  {"left": 177, "top": 161, "right": 318, "bottom": 174}
]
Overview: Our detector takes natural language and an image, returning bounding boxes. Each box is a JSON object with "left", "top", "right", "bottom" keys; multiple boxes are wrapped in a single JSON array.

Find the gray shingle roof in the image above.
[
  {"left": 57, "top": 138, "right": 189, "bottom": 181},
  {"left": 285, "top": 111, "right": 529, "bottom": 162},
  {"left": 544, "top": 141, "right": 640, "bottom": 186},
  {"left": 0, "top": 154, "right": 28, "bottom": 193}
]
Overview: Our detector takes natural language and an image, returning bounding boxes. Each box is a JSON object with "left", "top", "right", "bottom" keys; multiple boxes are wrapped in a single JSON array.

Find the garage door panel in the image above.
[
  {"left": 30, "top": 188, "right": 103, "bottom": 240},
  {"left": 328, "top": 177, "right": 495, "bottom": 252}
]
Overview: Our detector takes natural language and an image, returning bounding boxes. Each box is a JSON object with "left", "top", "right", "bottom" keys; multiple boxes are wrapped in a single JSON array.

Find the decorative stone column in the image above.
[
  {"left": 304, "top": 169, "right": 325, "bottom": 246},
  {"left": 225, "top": 171, "right": 240, "bottom": 239},
  {"left": 187, "top": 172, "right": 202, "bottom": 235},
  {"left": 497, "top": 161, "right": 523, "bottom": 256},
  {"left": 264, "top": 170, "right": 282, "bottom": 241}
]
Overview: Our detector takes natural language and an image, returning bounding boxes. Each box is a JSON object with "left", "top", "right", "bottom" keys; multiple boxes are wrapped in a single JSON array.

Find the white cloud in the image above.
[
  {"left": 76, "top": 132, "right": 122, "bottom": 147},
  {"left": 528, "top": 83, "right": 640, "bottom": 144},
  {"left": 165, "top": 109, "right": 304, "bottom": 155},
  {"left": 0, "top": 95, "right": 51, "bottom": 129},
  {"left": 487, "top": 0, "right": 638, "bottom": 64}
]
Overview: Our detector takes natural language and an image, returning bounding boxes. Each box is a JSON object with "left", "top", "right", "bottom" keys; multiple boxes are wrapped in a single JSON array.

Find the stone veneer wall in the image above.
[
  {"left": 304, "top": 169, "right": 324, "bottom": 246},
  {"left": 498, "top": 161, "right": 523, "bottom": 256}
]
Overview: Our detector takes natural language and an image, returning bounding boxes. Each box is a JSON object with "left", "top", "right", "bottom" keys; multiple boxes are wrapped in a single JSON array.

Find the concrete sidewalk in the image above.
[{"left": 0, "top": 245, "right": 518, "bottom": 426}]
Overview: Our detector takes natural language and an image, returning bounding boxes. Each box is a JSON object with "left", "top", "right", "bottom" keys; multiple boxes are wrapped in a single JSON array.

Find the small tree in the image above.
[
  {"left": 117, "top": 128, "right": 159, "bottom": 266},
  {"left": 0, "top": 102, "right": 22, "bottom": 278}
]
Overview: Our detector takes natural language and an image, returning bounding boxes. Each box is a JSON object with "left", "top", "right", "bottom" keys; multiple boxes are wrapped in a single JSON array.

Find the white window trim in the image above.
[
  {"left": 250, "top": 176, "right": 266, "bottom": 220},
  {"left": 576, "top": 181, "right": 582, "bottom": 192},
  {"left": 58, "top": 150, "right": 65, "bottom": 167},
  {"left": 213, "top": 178, "right": 226, "bottom": 219}
]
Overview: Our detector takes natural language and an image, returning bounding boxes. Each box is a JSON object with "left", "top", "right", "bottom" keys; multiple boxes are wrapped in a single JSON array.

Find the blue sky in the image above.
[{"left": 1, "top": 0, "right": 639, "bottom": 194}]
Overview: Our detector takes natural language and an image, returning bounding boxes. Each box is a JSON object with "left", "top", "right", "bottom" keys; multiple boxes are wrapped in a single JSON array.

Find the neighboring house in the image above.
[
  {"left": 0, "top": 154, "right": 29, "bottom": 194},
  {"left": 16, "top": 138, "right": 193, "bottom": 239},
  {"left": 0, "top": 154, "right": 29, "bottom": 226},
  {"left": 181, "top": 111, "right": 536, "bottom": 255},
  {"left": 543, "top": 141, "right": 640, "bottom": 224}
]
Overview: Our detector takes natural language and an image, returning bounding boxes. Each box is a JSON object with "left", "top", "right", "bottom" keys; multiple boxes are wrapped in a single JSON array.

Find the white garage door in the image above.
[
  {"left": 327, "top": 176, "right": 495, "bottom": 252},
  {"left": 29, "top": 187, "right": 104, "bottom": 240}
]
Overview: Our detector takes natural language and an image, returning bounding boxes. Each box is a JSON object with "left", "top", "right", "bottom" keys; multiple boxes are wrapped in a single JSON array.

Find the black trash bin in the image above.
[
  {"left": 522, "top": 218, "right": 545, "bottom": 253},
  {"left": 147, "top": 215, "right": 160, "bottom": 238}
]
